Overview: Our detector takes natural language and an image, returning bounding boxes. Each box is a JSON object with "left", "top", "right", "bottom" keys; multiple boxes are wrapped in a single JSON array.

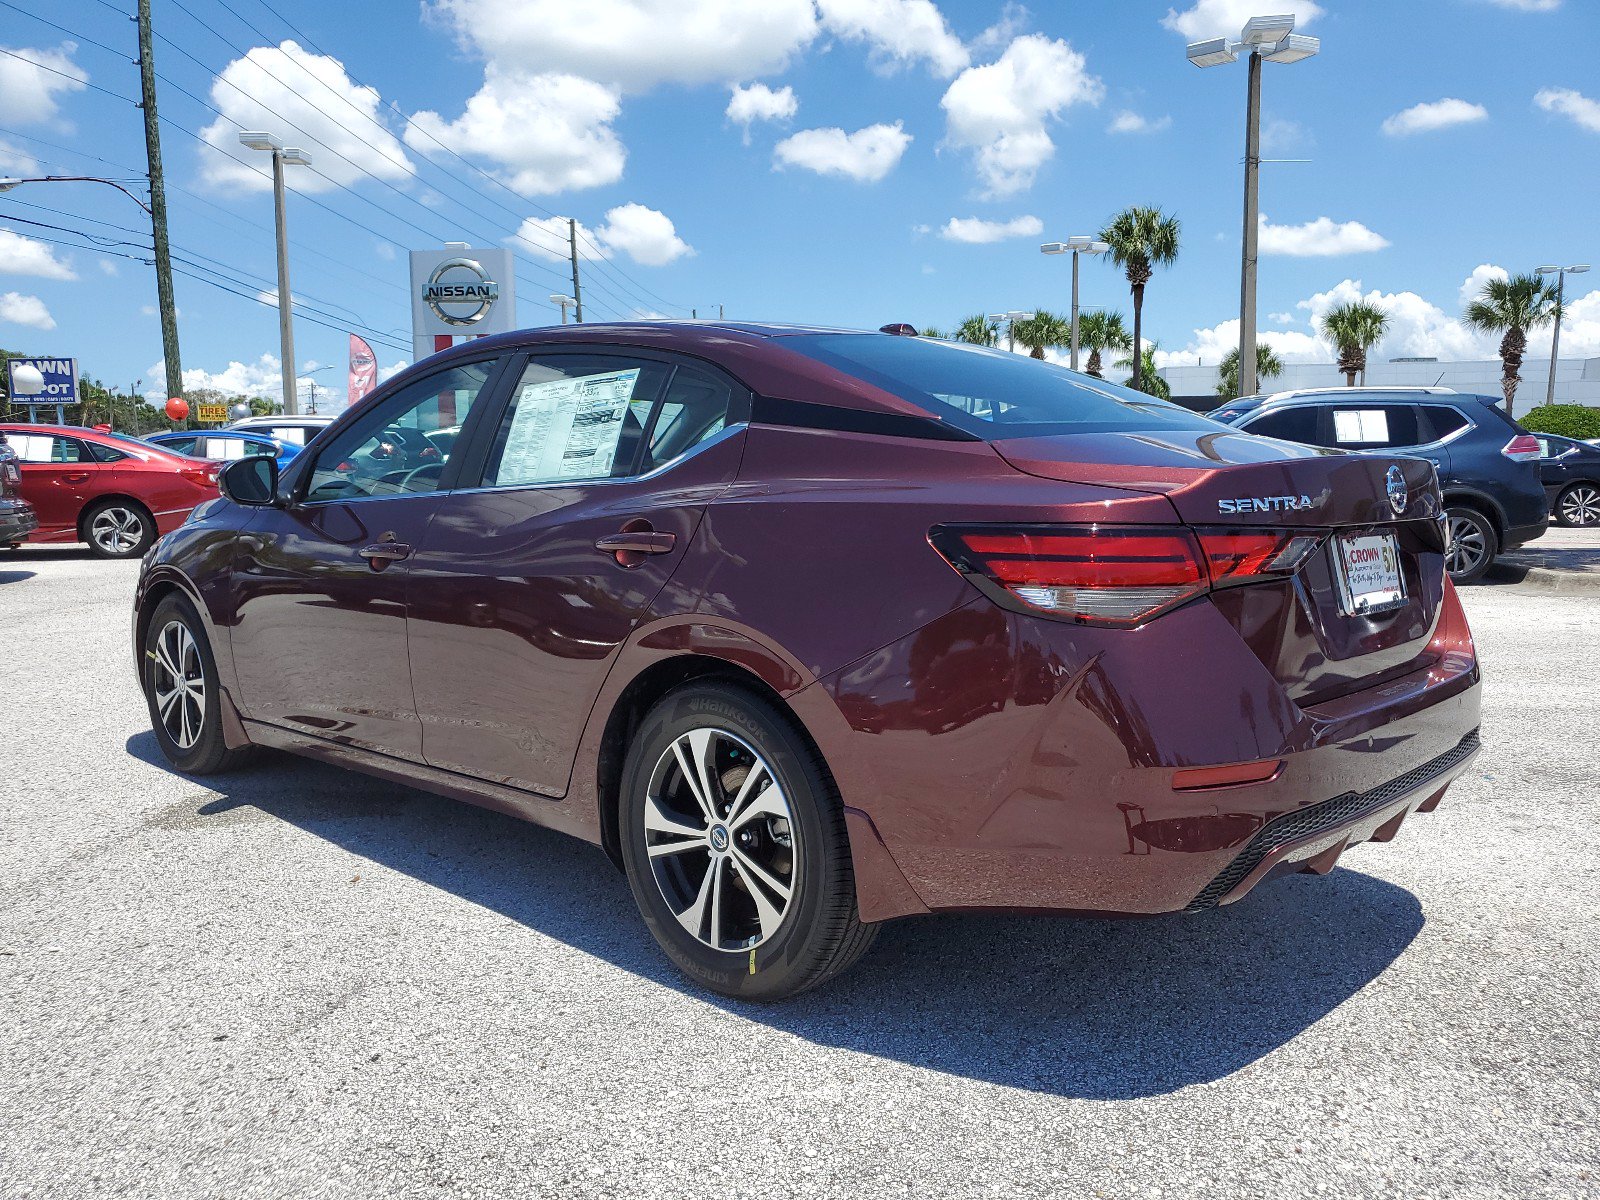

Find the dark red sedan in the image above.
[
  {"left": 132, "top": 324, "right": 1481, "bottom": 999},
  {"left": 1, "top": 423, "right": 220, "bottom": 558}
]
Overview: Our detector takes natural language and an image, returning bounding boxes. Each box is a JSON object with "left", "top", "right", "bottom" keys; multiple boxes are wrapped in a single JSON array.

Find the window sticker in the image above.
[
  {"left": 496, "top": 368, "right": 639, "bottom": 485},
  {"left": 1333, "top": 409, "right": 1388, "bottom": 444}
]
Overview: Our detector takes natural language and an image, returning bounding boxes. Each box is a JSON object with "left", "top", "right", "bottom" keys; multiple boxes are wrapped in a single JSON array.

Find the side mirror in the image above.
[{"left": 218, "top": 454, "right": 279, "bottom": 506}]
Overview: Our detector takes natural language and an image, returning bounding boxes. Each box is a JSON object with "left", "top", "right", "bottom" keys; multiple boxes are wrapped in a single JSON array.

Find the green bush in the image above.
[{"left": 1519, "top": 404, "right": 1600, "bottom": 440}]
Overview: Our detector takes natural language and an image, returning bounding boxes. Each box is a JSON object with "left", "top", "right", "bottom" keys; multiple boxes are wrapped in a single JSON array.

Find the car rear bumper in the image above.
[
  {"left": 0, "top": 499, "right": 38, "bottom": 543},
  {"left": 1503, "top": 519, "right": 1548, "bottom": 549},
  {"left": 813, "top": 579, "right": 1481, "bottom": 922}
]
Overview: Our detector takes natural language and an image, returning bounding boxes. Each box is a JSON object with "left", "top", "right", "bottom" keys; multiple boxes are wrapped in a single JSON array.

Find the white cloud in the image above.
[
  {"left": 408, "top": 69, "right": 624, "bottom": 195},
  {"left": 1268, "top": 312, "right": 1295, "bottom": 324},
  {"left": 938, "top": 214, "right": 1042, "bottom": 244},
  {"left": 1108, "top": 110, "right": 1171, "bottom": 135},
  {"left": 774, "top": 121, "right": 911, "bottom": 182},
  {"left": 149, "top": 354, "right": 285, "bottom": 401},
  {"left": 377, "top": 359, "right": 409, "bottom": 384},
  {"left": 1458, "top": 263, "right": 1509, "bottom": 308},
  {"left": 726, "top": 83, "right": 797, "bottom": 141},
  {"left": 1260, "top": 116, "right": 1312, "bottom": 155},
  {"left": 1259, "top": 213, "right": 1390, "bottom": 257},
  {"left": 594, "top": 202, "right": 694, "bottom": 265},
  {"left": 1535, "top": 87, "right": 1600, "bottom": 134},
  {"left": 198, "top": 41, "right": 415, "bottom": 193},
  {"left": 97, "top": 258, "right": 118, "bottom": 277},
  {"left": 509, "top": 204, "right": 692, "bottom": 266},
  {"left": 1382, "top": 98, "right": 1488, "bottom": 136},
  {"left": 1552, "top": 287, "right": 1600, "bottom": 358},
  {"left": 374, "top": 242, "right": 396, "bottom": 262},
  {"left": 424, "top": 0, "right": 819, "bottom": 92},
  {"left": 1486, "top": 0, "right": 1560, "bottom": 9},
  {"left": 940, "top": 34, "right": 1103, "bottom": 197},
  {"left": 971, "top": 3, "right": 1029, "bottom": 54},
  {"left": 815, "top": 0, "right": 969, "bottom": 77},
  {"left": 0, "top": 137, "right": 39, "bottom": 172},
  {"left": 0, "top": 229, "right": 76, "bottom": 280},
  {"left": 1155, "top": 266, "right": 1546, "bottom": 369},
  {"left": 1161, "top": 0, "right": 1321, "bottom": 40},
  {"left": 0, "top": 44, "right": 87, "bottom": 127},
  {"left": 0, "top": 291, "right": 54, "bottom": 330}
]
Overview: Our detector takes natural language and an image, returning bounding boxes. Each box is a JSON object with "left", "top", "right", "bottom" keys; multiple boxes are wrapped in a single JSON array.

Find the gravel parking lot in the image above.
[{"left": 2, "top": 542, "right": 1597, "bottom": 1199}]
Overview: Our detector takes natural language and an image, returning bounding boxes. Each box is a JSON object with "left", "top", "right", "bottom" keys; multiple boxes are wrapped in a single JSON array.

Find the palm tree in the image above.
[
  {"left": 1011, "top": 310, "right": 1071, "bottom": 359},
  {"left": 1320, "top": 301, "right": 1390, "bottom": 387},
  {"left": 1217, "top": 344, "right": 1286, "bottom": 399},
  {"left": 953, "top": 314, "right": 999, "bottom": 346},
  {"left": 1115, "top": 343, "right": 1170, "bottom": 400},
  {"left": 1076, "top": 310, "right": 1132, "bottom": 378},
  {"left": 1463, "top": 273, "right": 1562, "bottom": 415},
  {"left": 919, "top": 326, "right": 946, "bottom": 339},
  {"left": 1099, "top": 206, "right": 1181, "bottom": 390}
]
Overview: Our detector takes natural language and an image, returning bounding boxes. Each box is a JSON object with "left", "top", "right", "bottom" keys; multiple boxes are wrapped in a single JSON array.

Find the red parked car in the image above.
[
  {"left": 0, "top": 423, "right": 219, "bottom": 558},
  {"left": 132, "top": 325, "right": 1481, "bottom": 999}
]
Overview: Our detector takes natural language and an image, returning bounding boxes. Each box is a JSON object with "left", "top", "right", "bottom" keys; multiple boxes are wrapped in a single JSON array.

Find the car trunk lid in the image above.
[{"left": 990, "top": 428, "right": 1449, "bottom": 705}]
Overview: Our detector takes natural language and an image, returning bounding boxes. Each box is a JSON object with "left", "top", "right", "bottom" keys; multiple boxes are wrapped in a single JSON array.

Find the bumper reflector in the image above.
[{"left": 1172, "top": 759, "right": 1284, "bottom": 791}]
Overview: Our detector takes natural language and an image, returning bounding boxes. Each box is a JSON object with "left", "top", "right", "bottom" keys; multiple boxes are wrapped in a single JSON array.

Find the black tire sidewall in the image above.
[
  {"left": 142, "top": 593, "right": 227, "bottom": 772},
  {"left": 618, "top": 683, "right": 849, "bottom": 1001},
  {"left": 1445, "top": 506, "right": 1497, "bottom": 583},
  {"left": 85, "top": 500, "right": 155, "bottom": 559},
  {"left": 1557, "top": 484, "right": 1599, "bottom": 527}
]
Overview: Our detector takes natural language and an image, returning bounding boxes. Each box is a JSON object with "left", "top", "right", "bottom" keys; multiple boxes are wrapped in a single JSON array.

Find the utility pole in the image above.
[
  {"left": 1237, "top": 47, "right": 1263, "bottom": 399},
  {"left": 270, "top": 148, "right": 297, "bottom": 413},
  {"left": 567, "top": 218, "right": 584, "bottom": 323},
  {"left": 136, "top": 0, "right": 183, "bottom": 401}
]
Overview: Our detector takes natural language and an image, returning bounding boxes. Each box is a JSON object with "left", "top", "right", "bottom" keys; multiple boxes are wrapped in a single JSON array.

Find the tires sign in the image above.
[{"left": 195, "top": 403, "right": 229, "bottom": 424}]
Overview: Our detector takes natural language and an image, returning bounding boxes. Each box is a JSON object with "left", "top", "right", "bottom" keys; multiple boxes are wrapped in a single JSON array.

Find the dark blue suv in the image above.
[{"left": 1210, "top": 388, "right": 1548, "bottom": 582}]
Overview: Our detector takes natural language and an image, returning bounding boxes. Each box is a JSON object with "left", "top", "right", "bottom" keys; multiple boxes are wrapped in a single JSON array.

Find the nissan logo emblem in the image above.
[
  {"left": 422, "top": 257, "right": 500, "bottom": 327},
  {"left": 1386, "top": 465, "right": 1407, "bottom": 516}
]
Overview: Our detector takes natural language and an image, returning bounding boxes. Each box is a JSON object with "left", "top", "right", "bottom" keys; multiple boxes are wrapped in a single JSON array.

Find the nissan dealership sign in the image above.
[{"left": 410, "top": 244, "right": 516, "bottom": 362}]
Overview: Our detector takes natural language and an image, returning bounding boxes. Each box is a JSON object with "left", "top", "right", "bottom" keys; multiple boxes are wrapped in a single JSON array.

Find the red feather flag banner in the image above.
[{"left": 348, "top": 334, "right": 377, "bottom": 405}]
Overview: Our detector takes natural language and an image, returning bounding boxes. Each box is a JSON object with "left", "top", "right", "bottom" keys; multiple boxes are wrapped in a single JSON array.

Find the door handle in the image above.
[
  {"left": 595, "top": 524, "right": 676, "bottom": 567},
  {"left": 63, "top": 471, "right": 90, "bottom": 483},
  {"left": 358, "top": 536, "right": 412, "bottom": 571}
]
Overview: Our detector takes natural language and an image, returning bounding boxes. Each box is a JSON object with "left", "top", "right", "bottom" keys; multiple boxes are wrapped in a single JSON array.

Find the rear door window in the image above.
[
  {"left": 1329, "top": 404, "right": 1420, "bottom": 449},
  {"left": 1242, "top": 406, "right": 1322, "bottom": 445},
  {"left": 1417, "top": 406, "right": 1469, "bottom": 444},
  {"left": 8, "top": 434, "right": 89, "bottom": 463}
]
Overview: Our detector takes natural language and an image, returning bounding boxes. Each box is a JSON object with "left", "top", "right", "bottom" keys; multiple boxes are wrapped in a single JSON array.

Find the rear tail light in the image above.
[
  {"left": 1501, "top": 434, "right": 1542, "bottom": 462},
  {"left": 930, "top": 524, "right": 1324, "bottom": 626},
  {"left": 179, "top": 465, "right": 219, "bottom": 488}
]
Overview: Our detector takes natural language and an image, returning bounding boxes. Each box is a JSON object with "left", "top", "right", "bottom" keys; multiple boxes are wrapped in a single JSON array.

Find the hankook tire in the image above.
[{"left": 619, "top": 681, "right": 877, "bottom": 1001}]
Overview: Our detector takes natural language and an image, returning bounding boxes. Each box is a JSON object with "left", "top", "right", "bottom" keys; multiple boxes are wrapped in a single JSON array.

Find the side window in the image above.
[
  {"left": 483, "top": 355, "right": 669, "bottom": 488},
  {"left": 161, "top": 435, "right": 198, "bottom": 454},
  {"left": 1418, "top": 406, "right": 1469, "bottom": 444},
  {"left": 1244, "top": 406, "right": 1321, "bottom": 446},
  {"left": 1330, "top": 405, "right": 1419, "bottom": 449},
  {"left": 87, "top": 441, "right": 128, "bottom": 463},
  {"left": 9, "top": 434, "right": 88, "bottom": 463},
  {"left": 270, "top": 426, "right": 306, "bottom": 445},
  {"left": 304, "top": 359, "right": 498, "bottom": 503},
  {"left": 639, "top": 364, "right": 735, "bottom": 473}
]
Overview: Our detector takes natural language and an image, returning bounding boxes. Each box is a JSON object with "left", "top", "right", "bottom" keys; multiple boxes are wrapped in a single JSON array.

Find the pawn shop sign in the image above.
[{"left": 6, "top": 357, "right": 78, "bottom": 407}]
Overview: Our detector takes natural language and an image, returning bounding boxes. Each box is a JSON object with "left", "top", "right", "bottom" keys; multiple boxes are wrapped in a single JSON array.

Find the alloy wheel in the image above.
[
  {"left": 91, "top": 506, "right": 144, "bottom": 555},
  {"left": 1445, "top": 513, "right": 1489, "bottom": 577},
  {"left": 642, "top": 727, "right": 798, "bottom": 952},
  {"left": 1560, "top": 485, "right": 1600, "bottom": 527},
  {"left": 151, "top": 620, "right": 205, "bottom": 750}
]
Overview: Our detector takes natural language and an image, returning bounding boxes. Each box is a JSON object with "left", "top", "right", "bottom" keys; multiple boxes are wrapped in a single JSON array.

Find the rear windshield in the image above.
[{"left": 781, "top": 334, "right": 1221, "bottom": 439}]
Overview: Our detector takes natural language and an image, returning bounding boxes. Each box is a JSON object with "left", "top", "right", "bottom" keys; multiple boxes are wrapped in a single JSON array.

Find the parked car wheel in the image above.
[
  {"left": 84, "top": 499, "right": 155, "bottom": 559},
  {"left": 1555, "top": 482, "right": 1600, "bottom": 527},
  {"left": 619, "top": 682, "right": 877, "bottom": 1001},
  {"left": 1444, "top": 505, "right": 1498, "bottom": 583},
  {"left": 141, "top": 593, "right": 256, "bottom": 774}
]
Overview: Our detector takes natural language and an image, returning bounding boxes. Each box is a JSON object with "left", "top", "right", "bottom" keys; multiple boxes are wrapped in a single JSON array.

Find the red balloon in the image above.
[{"left": 165, "top": 397, "right": 189, "bottom": 421}]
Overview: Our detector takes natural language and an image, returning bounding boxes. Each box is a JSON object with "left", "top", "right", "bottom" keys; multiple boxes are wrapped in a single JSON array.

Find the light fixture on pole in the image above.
[
  {"left": 986, "top": 310, "right": 1032, "bottom": 352},
  {"left": 1187, "top": 14, "right": 1319, "bottom": 399},
  {"left": 1042, "top": 237, "right": 1110, "bottom": 371},
  {"left": 1535, "top": 263, "right": 1589, "bottom": 407},
  {"left": 238, "top": 132, "right": 312, "bottom": 415},
  {"left": 550, "top": 294, "right": 577, "bottom": 325},
  {"left": 296, "top": 364, "right": 334, "bottom": 416}
]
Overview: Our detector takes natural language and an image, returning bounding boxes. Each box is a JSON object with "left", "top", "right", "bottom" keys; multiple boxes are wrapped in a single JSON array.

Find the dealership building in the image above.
[{"left": 1159, "top": 354, "right": 1600, "bottom": 412}]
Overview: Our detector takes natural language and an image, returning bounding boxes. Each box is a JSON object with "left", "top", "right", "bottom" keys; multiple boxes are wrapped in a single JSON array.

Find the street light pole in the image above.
[
  {"left": 239, "top": 133, "right": 311, "bottom": 415},
  {"left": 1187, "top": 15, "right": 1319, "bottom": 399},
  {"left": 549, "top": 293, "right": 577, "bottom": 324},
  {"left": 987, "top": 310, "right": 1031, "bottom": 353},
  {"left": 1536, "top": 263, "right": 1590, "bottom": 407},
  {"left": 1041, "top": 237, "right": 1110, "bottom": 370}
]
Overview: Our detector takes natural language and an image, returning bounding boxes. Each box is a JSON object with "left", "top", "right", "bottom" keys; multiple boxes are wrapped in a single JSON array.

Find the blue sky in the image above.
[{"left": 2, "top": 0, "right": 1598, "bottom": 406}]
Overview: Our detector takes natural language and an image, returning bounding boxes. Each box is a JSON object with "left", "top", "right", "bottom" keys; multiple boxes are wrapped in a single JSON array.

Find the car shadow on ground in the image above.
[
  {"left": 128, "top": 733, "right": 1424, "bottom": 1101},
  {"left": 0, "top": 568, "right": 36, "bottom": 584}
]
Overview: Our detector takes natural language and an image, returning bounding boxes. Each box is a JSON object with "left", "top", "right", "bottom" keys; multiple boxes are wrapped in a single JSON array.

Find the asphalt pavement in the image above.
[{"left": 1, "top": 541, "right": 1597, "bottom": 1199}]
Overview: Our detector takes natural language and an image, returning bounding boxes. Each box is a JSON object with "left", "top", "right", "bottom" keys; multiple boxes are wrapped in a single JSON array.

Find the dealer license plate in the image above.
[{"left": 1334, "top": 531, "right": 1406, "bottom": 616}]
